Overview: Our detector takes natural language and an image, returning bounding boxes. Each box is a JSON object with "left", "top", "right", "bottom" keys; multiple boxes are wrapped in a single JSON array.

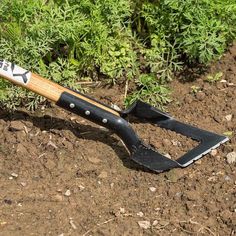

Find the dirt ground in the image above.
[{"left": 0, "top": 44, "right": 236, "bottom": 236}]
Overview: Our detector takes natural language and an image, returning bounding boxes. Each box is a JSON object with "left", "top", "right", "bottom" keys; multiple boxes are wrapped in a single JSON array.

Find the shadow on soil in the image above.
[{"left": 1, "top": 109, "right": 154, "bottom": 174}]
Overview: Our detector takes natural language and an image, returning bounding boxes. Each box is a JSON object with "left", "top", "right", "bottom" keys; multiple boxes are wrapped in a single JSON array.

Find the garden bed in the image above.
[{"left": 0, "top": 44, "right": 235, "bottom": 235}]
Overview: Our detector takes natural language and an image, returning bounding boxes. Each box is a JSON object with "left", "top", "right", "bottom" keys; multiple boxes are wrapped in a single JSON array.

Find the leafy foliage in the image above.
[
  {"left": 125, "top": 74, "right": 171, "bottom": 109},
  {"left": 0, "top": 0, "right": 235, "bottom": 110}
]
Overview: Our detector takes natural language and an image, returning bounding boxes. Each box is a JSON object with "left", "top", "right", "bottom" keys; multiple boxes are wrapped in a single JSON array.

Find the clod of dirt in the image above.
[
  {"left": 9, "top": 121, "right": 25, "bottom": 131},
  {"left": 196, "top": 91, "right": 206, "bottom": 101},
  {"left": 184, "top": 190, "right": 201, "bottom": 201},
  {"left": 44, "top": 159, "right": 56, "bottom": 170},
  {"left": 184, "top": 94, "right": 194, "bottom": 104},
  {"left": 226, "top": 152, "right": 236, "bottom": 164},
  {"left": 138, "top": 220, "right": 151, "bottom": 229},
  {"left": 165, "top": 169, "right": 184, "bottom": 183}
]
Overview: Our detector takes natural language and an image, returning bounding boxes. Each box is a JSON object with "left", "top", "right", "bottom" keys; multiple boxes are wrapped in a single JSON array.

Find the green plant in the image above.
[
  {"left": 125, "top": 74, "right": 171, "bottom": 109},
  {"left": 0, "top": 0, "right": 236, "bottom": 110},
  {"left": 205, "top": 72, "right": 223, "bottom": 83},
  {"left": 139, "top": 0, "right": 236, "bottom": 64},
  {"left": 191, "top": 85, "right": 201, "bottom": 94}
]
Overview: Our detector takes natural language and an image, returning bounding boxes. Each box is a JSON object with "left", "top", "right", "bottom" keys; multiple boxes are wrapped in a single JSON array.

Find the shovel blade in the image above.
[
  {"left": 131, "top": 144, "right": 179, "bottom": 172},
  {"left": 123, "top": 100, "right": 229, "bottom": 172}
]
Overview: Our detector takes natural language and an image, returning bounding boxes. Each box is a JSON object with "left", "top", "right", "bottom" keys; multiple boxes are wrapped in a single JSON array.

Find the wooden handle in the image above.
[{"left": 0, "top": 60, "right": 120, "bottom": 116}]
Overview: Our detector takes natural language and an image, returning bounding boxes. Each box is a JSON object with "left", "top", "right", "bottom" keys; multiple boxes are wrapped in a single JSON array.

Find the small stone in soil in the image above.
[
  {"left": 119, "top": 208, "right": 125, "bottom": 214},
  {"left": 20, "top": 182, "right": 27, "bottom": 187},
  {"left": 195, "top": 159, "right": 202, "bottom": 165},
  {"left": 152, "top": 220, "right": 158, "bottom": 226},
  {"left": 210, "top": 149, "right": 218, "bottom": 157},
  {"left": 137, "top": 212, "right": 144, "bottom": 217},
  {"left": 138, "top": 220, "right": 151, "bottom": 229},
  {"left": 164, "top": 153, "right": 172, "bottom": 159},
  {"left": 111, "top": 104, "right": 122, "bottom": 111},
  {"left": 78, "top": 185, "right": 85, "bottom": 190},
  {"left": 226, "top": 152, "right": 236, "bottom": 164},
  {"left": 69, "top": 218, "right": 77, "bottom": 230},
  {"left": 149, "top": 187, "right": 156, "bottom": 192},
  {"left": 98, "top": 171, "right": 108, "bottom": 179},
  {"left": 224, "top": 176, "right": 231, "bottom": 181},
  {"left": 47, "top": 141, "right": 58, "bottom": 149},
  {"left": 225, "top": 114, "right": 233, "bottom": 121},
  {"left": 11, "top": 173, "right": 18, "bottom": 178},
  {"left": 88, "top": 157, "right": 101, "bottom": 164},
  {"left": 64, "top": 190, "right": 71, "bottom": 197}
]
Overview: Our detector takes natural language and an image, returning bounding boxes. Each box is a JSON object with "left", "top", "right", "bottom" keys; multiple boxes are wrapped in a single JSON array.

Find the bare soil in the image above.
[{"left": 0, "top": 44, "right": 236, "bottom": 236}]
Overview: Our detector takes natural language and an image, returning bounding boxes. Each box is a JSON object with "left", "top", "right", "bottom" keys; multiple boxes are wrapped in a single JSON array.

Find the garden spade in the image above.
[{"left": 0, "top": 60, "right": 229, "bottom": 172}]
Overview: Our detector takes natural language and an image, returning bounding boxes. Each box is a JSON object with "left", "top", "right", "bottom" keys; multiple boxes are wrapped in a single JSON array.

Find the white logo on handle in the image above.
[{"left": 0, "top": 60, "right": 31, "bottom": 85}]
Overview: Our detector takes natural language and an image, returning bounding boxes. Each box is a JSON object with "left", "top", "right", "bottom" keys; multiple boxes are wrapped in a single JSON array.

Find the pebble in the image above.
[
  {"left": 11, "top": 173, "right": 18, "bottom": 178},
  {"left": 78, "top": 185, "right": 85, "bottom": 190},
  {"left": 111, "top": 104, "right": 122, "bottom": 111},
  {"left": 164, "top": 153, "right": 172, "bottom": 159},
  {"left": 224, "top": 176, "right": 231, "bottom": 181},
  {"left": 149, "top": 187, "right": 156, "bottom": 192},
  {"left": 88, "top": 157, "right": 101, "bottom": 164},
  {"left": 64, "top": 190, "right": 71, "bottom": 197},
  {"left": 210, "top": 149, "right": 218, "bottom": 157},
  {"left": 195, "top": 159, "right": 202, "bottom": 165},
  {"left": 69, "top": 218, "right": 77, "bottom": 230},
  {"left": 138, "top": 220, "right": 151, "bottom": 229},
  {"left": 220, "top": 79, "right": 227, "bottom": 83},
  {"left": 20, "top": 182, "right": 27, "bottom": 187},
  {"left": 47, "top": 141, "right": 58, "bottom": 149},
  {"left": 119, "top": 208, "right": 125, "bottom": 214},
  {"left": 98, "top": 171, "right": 108, "bottom": 179},
  {"left": 225, "top": 114, "right": 233, "bottom": 122},
  {"left": 152, "top": 220, "right": 158, "bottom": 226},
  {"left": 137, "top": 212, "right": 144, "bottom": 217},
  {"left": 171, "top": 140, "right": 181, "bottom": 146},
  {"left": 208, "top": 176, "right": 217, "bottom": 182},
  {"left": 226, "top": 152, "right": 236, "bottom": 164}
]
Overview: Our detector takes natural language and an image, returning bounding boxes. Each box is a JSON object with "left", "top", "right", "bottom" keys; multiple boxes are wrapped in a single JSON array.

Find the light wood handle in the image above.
[{"left": 0, "top": 60, "right": 120, "bottom": 116}]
